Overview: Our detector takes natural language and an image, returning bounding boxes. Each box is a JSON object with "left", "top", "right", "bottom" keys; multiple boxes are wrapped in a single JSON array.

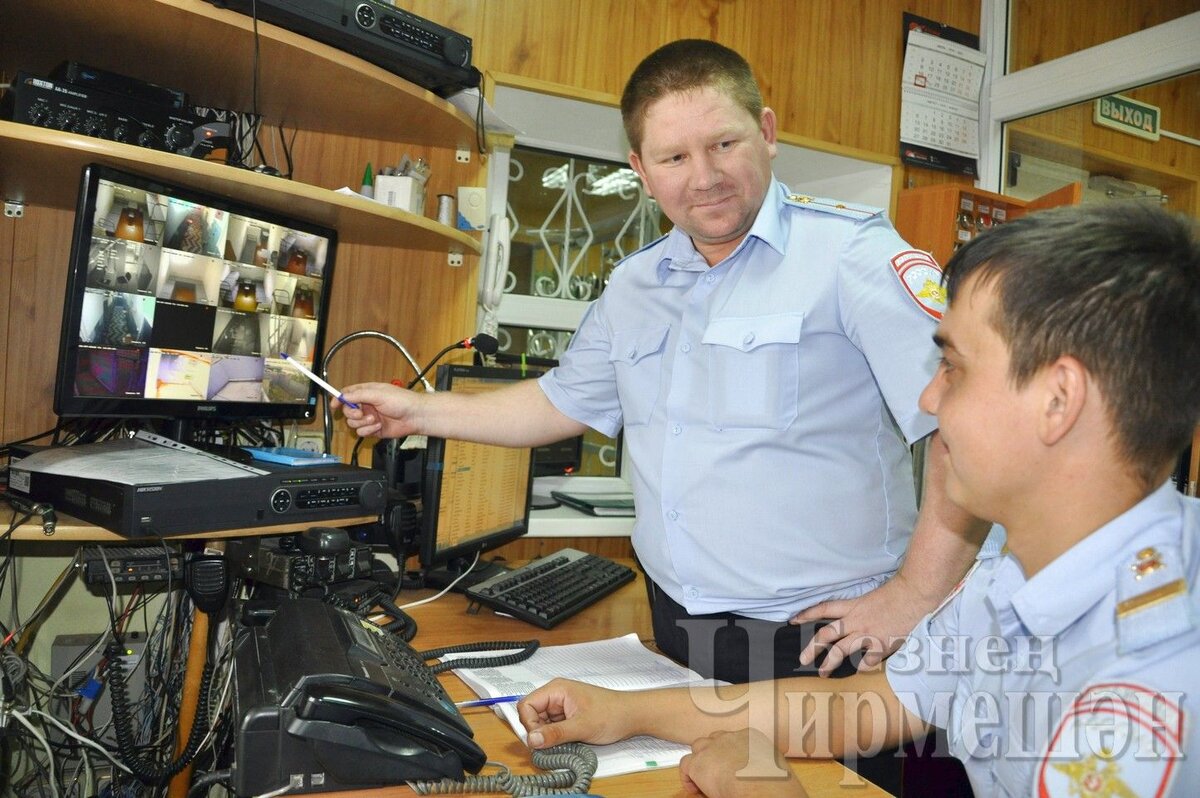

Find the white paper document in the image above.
[
  {"left": 11, "top": 430, "right": 267, "bottom": 485},
  {"left": 442, "top": 633, "right": 727, "bottom": 778}
]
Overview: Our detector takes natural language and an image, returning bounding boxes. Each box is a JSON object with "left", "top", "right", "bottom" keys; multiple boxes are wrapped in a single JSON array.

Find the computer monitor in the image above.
[
  {"left": 53, "top": 163, "right": 337, "bottom": 433},
  {"left": 418, "top": 364, "right": 539, "bottom": 589}
]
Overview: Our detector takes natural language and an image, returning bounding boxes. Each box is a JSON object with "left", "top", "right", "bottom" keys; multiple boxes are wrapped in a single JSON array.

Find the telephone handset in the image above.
[
  {"left": 293, "top": 680, "right": 486, "bottom": 782},
  {"left": 479, "top": 214, "right": 510, "bottom": 310},
  {"left": 230, "top": 599, "right": 487, "bottom": 795}
]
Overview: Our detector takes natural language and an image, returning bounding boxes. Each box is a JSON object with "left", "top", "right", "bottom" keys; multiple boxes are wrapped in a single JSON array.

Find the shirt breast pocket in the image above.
[
  {"left": 702, "top": 313, "right": 803, "bottom": 430},
  {"left": 609, "top": 325, "right": 670, "bottom": 426}
]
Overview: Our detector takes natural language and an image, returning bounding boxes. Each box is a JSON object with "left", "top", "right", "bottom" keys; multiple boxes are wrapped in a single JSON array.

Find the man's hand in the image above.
[
  {"left": 790, "top": 574, "right": 932, "bottom": 677},
  {"left": 517, "top": 679, "right": 633, "bottom": 749},
  {"left": 680, "top": 729, "right": 807, "bottom": 798},
  {"left": 333, "top": 382, "right": 424, "bottom": 439}
]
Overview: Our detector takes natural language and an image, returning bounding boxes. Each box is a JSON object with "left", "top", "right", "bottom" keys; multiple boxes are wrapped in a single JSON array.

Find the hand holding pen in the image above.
[
  {"left": 280, "top": 352, "right": 360, "bottom": 409},
  {"left": 455, "top": 694, "right": 524, "bottom": 709}
]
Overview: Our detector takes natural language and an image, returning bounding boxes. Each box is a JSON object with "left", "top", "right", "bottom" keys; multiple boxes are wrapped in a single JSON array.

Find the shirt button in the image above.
[
  {"left": 705, "top": 274, "right": 715, "bottom": 284},
  {"left": 680, "top": 342, "right": 691, "bottom": 353},
  {"left": 742, "top": 332, "right": 755, "bottom": 346},
  {"left": 671, "top": 424, "right": 681, "bottom": 435},
  {"left": 627, "top": 348, "right": 638, "bottom": 358},
  {"left": 686, "top": 588, "right": 700, "bottom": 599},
  {"left": 668, "top": 510, "right": 679, "bottom": 521}
]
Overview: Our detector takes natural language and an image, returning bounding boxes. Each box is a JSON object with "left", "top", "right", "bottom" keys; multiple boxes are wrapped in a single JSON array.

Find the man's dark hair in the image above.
[
  {"left": 620, "top": 39, "right": 763, "bottom": 154},
  {"left": 943, "top": 202, "right": 1200, "bottom": 487}
]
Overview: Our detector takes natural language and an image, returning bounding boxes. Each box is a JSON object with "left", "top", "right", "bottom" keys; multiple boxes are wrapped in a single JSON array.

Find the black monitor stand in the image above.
[{"left": 422, "top": 556, "right": 511, "bottom": 592}]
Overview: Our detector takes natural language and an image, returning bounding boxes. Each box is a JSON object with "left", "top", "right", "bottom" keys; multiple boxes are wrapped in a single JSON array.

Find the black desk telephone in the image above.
[{"left": 230, "top": 598, "right": 486, "bottom": 796}]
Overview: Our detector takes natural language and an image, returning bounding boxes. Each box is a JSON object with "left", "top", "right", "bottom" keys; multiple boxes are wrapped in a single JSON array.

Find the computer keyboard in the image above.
[{"left": 465, "top": 548, "right": 636, "bottom": 629}]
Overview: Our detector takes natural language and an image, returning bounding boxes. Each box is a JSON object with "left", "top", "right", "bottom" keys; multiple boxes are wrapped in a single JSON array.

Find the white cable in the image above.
[
  {"left": 252, "top": 783, "right": 294, "bottom": 798},
  {"left": 24, "top": 708, "right": 133, "bottom": 774},
  {"left": 10, "top": 709, "right": 61, "bottom": 798},
  {"left": 397, "top": 551, "right": 482, "bottom": 610},
  {"left": 195, "top": 620, "right": 237, "bottom": 755}
]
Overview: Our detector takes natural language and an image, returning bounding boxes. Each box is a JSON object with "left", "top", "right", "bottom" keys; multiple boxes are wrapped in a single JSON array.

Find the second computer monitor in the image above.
[{"left": 418, "top": 363, "right": 540, "bottom": 589}]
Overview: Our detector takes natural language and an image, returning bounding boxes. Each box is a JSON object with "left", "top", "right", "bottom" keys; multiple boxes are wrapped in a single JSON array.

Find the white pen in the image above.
[{"left": 280, "top": 352, "right": 359, "bottom": 409}]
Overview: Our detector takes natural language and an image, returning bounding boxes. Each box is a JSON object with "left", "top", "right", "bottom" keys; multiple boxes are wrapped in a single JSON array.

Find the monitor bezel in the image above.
[
  {"left": 418, "top": 363, "right": 539, "bottom": 574},
  {"left": 53, "top": 163, "right": 338, "bottom": 421}
]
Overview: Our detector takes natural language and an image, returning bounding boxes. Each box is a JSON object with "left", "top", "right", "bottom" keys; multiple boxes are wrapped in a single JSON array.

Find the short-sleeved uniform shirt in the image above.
[
  {"left": 540, "top": 179, "right": 941, "bottom": 620},
  {"left": 887, "top": 482, "right": 1199, "bottom": 796}
]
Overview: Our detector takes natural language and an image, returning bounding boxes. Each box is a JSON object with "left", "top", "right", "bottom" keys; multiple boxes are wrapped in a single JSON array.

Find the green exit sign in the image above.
[{"left": 1093, "top": 94, "right": 1160, "bottom": 141}]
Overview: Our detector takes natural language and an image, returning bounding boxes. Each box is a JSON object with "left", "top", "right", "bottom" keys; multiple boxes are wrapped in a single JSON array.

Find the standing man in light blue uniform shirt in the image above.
[{"left": 336, "top": 39, "right": 987, "bottom": 685}]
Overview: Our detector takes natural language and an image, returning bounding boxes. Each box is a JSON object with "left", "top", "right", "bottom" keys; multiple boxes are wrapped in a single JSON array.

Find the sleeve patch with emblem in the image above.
[
  {"left": 1036, "top": 682, "right": 1184, "bottom": 798},
  {"left": 890, "top": 250, "right": 945, "bottom": 320}
]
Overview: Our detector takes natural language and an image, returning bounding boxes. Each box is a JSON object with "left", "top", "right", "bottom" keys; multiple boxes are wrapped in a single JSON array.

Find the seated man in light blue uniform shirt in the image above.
[
  {"left": 335, "top": 40, "right": 988, "bottom": 688},
  {"left": 517, "top": 202, "right": 1200, "bottom": 798}
]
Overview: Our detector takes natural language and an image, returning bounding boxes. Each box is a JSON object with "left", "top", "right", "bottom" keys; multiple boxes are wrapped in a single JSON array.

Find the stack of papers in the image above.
[{"left": 442, "top": 633, "right": 725, "bottom": 778}]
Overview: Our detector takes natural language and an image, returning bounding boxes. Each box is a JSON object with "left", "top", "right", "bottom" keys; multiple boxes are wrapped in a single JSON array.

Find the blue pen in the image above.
[
  {"left": 455, "top": 694, "right": 524, "bottom": 709},
  {"left": 280, "top": 352, "right": 360, "bottom": 409}
]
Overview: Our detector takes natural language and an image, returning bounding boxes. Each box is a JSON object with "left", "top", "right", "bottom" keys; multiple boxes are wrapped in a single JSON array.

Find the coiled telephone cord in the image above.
[
  {"left": 408, "top": 742, "right": 598, "bottom": 795},
  {"left": 106, "top": 637, "right": 216, "bottom": 785},
  {"left": 420, "top": 639, "right": 541, "bottom": 673}
]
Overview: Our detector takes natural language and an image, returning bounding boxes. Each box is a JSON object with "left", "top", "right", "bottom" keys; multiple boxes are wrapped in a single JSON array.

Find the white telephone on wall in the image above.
[
  {"left": 480, "top": 214, "right": 509, "bottom": 310},
  {"left": 478, "top": 214, "right": 510, "bottom": 339}
]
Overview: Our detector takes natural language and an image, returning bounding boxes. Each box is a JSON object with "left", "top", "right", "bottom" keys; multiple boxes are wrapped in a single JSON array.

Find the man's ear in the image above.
[
  {"left": 628, "top": 151, "right": 652, "bottom": 198},
  {"left": 1039, "top": 355, "right": 1088, "bottom": 446}
]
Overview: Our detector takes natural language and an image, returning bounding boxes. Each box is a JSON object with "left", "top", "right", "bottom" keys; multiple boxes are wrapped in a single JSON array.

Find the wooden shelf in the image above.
[
  {"left": 0, "top": 0, "right": 482, "bottom": 253},
  {"left": 895, "top": 182, "right": 1081, "bottom": 267},
  {"left": 0, "top": 0, "right": 477, "bottom": 148},
  {"left": 8, "top": 510, "right": 379, "bottom": 542},
  {"left": 0, "top": 122, "right": 481, "bottom": 253}
]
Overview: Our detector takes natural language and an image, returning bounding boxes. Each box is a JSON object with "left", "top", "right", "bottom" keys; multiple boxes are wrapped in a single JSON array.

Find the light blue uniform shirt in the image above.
[
  {"left": 887, "top": 482, "right": 1200, "bottom": 797},
  {"left": 539, "top": 179, "right": 939, "bottom": 619}
]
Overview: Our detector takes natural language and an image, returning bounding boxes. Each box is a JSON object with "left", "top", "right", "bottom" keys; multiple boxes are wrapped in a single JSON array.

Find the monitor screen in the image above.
[
  {"left": 419, "top": 364, "right": 538, "bottom": 588},
  {"left": 54, "top": 163, "right": 337, "bottom": 423}
]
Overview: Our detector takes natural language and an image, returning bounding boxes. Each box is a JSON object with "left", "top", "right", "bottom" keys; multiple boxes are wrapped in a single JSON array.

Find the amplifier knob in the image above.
[
  {"left": 137, "top": 129, "right": 161, "bottom": 149},
  {"left": 354, "top": 3, "right": 376, "bottom": 28},
  {"left": 165, "top": 124, "right": 192, "bottom": 150},
  {"left": 54, "top": 109, "right": 79, "bottom": 131},
  {"left": 442, "top": 36, "right": 469, "bottom": 67},
  {"left": 82, "top": 117, "right": 106, "bottom": 138},
  {"left": 27, "top": 102, "right": 50, "bottom": 125},
  {"left": 112, "top": 122, "right": 135, "bottom": 144}
]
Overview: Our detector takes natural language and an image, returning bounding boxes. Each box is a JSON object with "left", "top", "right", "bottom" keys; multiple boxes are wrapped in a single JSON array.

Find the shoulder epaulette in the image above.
[
  {"left": 619, "top": 231, "right": 670, "bottom": 262},
  {"left": 783, "top": 193, "right": 883, "bottom": 220},
  {"left": 1115, "top": 545, "right": 1193, "bottom": 654}
]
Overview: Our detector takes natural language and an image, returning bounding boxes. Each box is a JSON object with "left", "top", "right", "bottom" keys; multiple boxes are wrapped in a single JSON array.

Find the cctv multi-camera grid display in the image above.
[
  {"left": 55, "top": 167, "right": 557, "bottom": 592},
  {"left": 55, "top": 163, "right": 337, "bottom": 424}
]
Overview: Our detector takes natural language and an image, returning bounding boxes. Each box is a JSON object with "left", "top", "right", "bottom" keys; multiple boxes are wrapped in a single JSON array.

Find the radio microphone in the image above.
[{"left": 405, "top": 332, "right": 499, "bottom": 389}]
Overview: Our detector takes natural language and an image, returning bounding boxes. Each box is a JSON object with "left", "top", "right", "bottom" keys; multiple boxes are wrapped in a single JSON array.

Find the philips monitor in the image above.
[
  {"left": 419, "top": 364, "right": 539, "bottom": 589},
  {"left": 54, "top": 164, "right": 337, "bottom": 428}
]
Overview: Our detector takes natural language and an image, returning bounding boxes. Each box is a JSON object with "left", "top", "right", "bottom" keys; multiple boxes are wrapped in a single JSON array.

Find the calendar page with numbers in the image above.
[{"left": 899, "top": 27, "right": 985, "bottom": 175}]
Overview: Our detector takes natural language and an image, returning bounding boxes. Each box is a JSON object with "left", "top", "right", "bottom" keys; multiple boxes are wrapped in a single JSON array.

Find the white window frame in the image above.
[{"left": 977, "top": 4, "right": 1200, "bottom": 192}]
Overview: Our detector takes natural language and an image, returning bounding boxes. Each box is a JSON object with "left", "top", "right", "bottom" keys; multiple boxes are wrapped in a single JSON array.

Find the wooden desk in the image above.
[
  {"left": 6, "top": 509, "right": 379, "bottom": 541},
  {"left": 387, "top": 562, "right": 889, "bottom": 798}
]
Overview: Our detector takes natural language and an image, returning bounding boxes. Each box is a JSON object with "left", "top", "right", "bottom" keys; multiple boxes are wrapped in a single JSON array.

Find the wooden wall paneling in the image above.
[
  {"left": 0, "top": 214, "right": 10, "bottom": 442},
  {"left": 4, "top": 205, "right": 74, "bottom": 443},
  {"left": 1010, "top": 0, "right": 1200, "bottom": 70},
  {"left": 468, "top": 0, "right": 978, "bottom": 158}
]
